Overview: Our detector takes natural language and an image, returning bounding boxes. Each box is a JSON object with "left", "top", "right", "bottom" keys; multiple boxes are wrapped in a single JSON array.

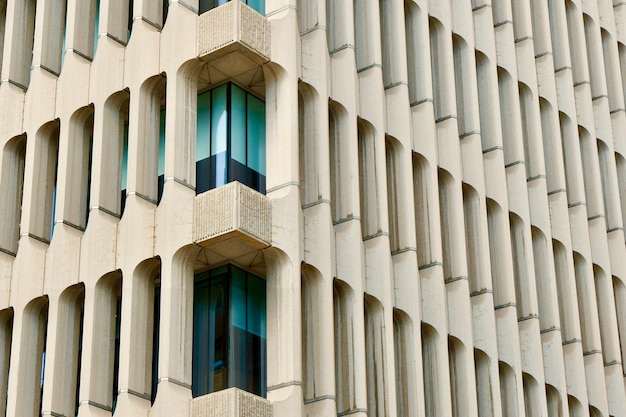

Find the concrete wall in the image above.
[{"left": 0, "top": 0, "right": 624, "bottom": 416}]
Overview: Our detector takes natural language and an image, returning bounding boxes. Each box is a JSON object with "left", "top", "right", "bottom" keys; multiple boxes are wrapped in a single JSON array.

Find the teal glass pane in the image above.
[
  {"left": 247, "top": 95, "right": 266, "bottom": 175},
  {"left": 231, "top": 85, "right": 247, "bottom": 165},
  {"left": 193, "top": 278, "right": 211, "bottom": 397},
  {"left": 247, "top": 275, "right": 266, "bottom": 338},
  {"left": 158, "top": 109, "right": 166, "bottom": 176},
  {"left": 197, "top": 91, "right": 211, "bottom": 161},
  {"left": 94, "top": 0, "right": 100, "bottom": 55},
  {"left": 209, "top": 277, "right": 228, "bottom": 392},
  {"left": 211, "top": 85, "right": 228, "bottom": 157},
  {"left": 230, "top": 267, "right": 247, "bottom": 331},
  {"left": 246, "top": 0, "right": 265, "bottom": 14},
  {"left": 121, "top": 124, "right": 129, "bottom": 191}
]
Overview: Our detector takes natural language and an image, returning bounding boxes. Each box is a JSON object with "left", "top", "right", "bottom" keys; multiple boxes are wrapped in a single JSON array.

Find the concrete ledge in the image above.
[
  {"left": 194, "top": 182, "right": 271, "bottom": 247},
  {"left": 197, "top": 1, "right": 270, "bottom": 63},
  {"left": 190, "top": 388, "right": 273, "bottom": 417}
]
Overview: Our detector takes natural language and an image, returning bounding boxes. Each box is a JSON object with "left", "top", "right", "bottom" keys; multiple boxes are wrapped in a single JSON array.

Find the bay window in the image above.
[
  {"left": 192, "top": 264, "right": 266, "bottom": 398},
  {"left": 196, "top": 83, "right": 266, "bottom": 194}
]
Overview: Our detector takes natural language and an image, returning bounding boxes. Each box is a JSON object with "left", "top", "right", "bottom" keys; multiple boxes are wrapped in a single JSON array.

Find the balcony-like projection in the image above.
[
  {"left": 197, "top": 1, "right": 270, "bottom": 71},
  {"left": 194, "top": 182, "right": 271, "bottom": 260},
  {"left": 190, "top": 388, "right": 273, "bottom": 417}
]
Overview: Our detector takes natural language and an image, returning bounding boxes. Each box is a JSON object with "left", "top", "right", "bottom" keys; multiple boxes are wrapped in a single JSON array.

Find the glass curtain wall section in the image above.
[
  {"left": 193, "top": 265, "right": 266, "bottom": 398},
  {"left": 196, "top": 83, "right": 266, "bottom": 194},
  {"left": 199, "top": 0, "right": 264, "bottom": 15}
]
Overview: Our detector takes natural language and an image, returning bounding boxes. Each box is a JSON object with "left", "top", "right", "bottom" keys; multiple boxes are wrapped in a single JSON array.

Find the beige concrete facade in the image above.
[{"left": 0, "top": 0, "right": 625, "bottom": 416}]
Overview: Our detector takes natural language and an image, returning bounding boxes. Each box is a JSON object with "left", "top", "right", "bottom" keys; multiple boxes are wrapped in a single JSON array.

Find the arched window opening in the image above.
[
  {"left": 9, "top": 0, "right": 36, "bottom": 89},
  {"left": 0, "top": 308, "right": 13, "bottom": 417},
  {"left": 565, "top": 1, "right": 586, "bottom": 84},
  {"left": 453, "top": 34, "right": 478, "bottom": 137},
  {"left": 47, "top": 285, "right": 84, "bottom": 417},
  {"left": 539, "top": 99, "right": 566, "bottom": 193},
  {"left": 601, "top": 30, "right": 623, "bottom": 112},
  {"left": 196, "top": 83, "right": 266, "bottom": 194},
  {"left": 404, "top": 2, "right": 428, "bottom": 106},
  {"left": 589, "top": 405, "right": 603, "bottom": 417},
  {"left": 358, "top": 121, "right": 379, "bottom": 238},
  {"left": 499, "top": 362, "right": 518, "bottom": 416},
  {"left": 0, "top": 135, "right": 26, "bottom": 256},
  {"left": 568, "top": 395, "right": 584, "bottom": 417},
  {"left": 364, "top": 296, "right": 387, "bottom": 417},
  {"left": 429, "top": 18, "right": 445, "bottom": 120},
  {"left": 298, "top": 84, "right": 319, "bottom": 207},
  {"left": 497, "top": 69, "right": 524, "bottom": 165},
  {"left": 487, "top": 200, "right": 512, "bottom": 307},
  {"left": 329, "top": 101, "right": 352, "bottom": 224},
  {"left": 65, "top": 107, "right": 94, "bottom": 231},
  {"left": 448, "top": 337, "right": 464, "bottom": 417},
  {"left": 192, "top": 264, "right": 266, "bottom": 397},
  {"left": 583, "top": 14, "right": 604, "bottom": 99},
  {"left": 531, "top": 228, "right": 558, "bottom": 331},
  {"left": 87, "top": 272, "right": 122, "bottom": 413},
  {"left": 37, "top": 0, "right": 68, "bottom": 74},
  {"left": 578, "top": 127, "right": 602, "bottom": 219},
  {"left": 301, "top": 266, "right": 317, "bottom": 400},
  {"left": 476, "top": 52, "right": 500, "bottom": 151},
  {"left": 412, "top": 153, "right": 432, "bottom": 267},
  {"left": 597, "top": 140, "right": 619, "bottom": 230},
  {"left": 509, "top": 214, "right": 533, "bottom": 319},
  {"left": 463, "top": 185, "right": 485, "bottom": 295},
  {"left": 394, "top": 310, "right": 416, "bottom": 417},
  {"left": 386, "top": 137, "right": 400, "bottom": 252},
  {"left": 97, "top": 91, "right": 130, "bottom": 218},
  {"left": 354, "top": 0, "right": 381, "bottom": 71},
  {"left": 422, "top": 323, "right": 441, "bottom": 416},
  {"left": 134, "top": 76, "right": 166, "bottom": 205},
  {"left": 593, "top": 265, "right": 621, "bottom": 365},
  {"left": 379, "top": 0, "right": 394, "bottom": 87},
  {"left": 438, "top": 170, "right": 455, "bottom": 281},
  {"left": 523, "top": 373, "right": 541, "bottom": 416},
  {"left": 69, "top": 0, "right": 99, "bottom": 59},
  {"left": 552, "top": 240, "right": 579, "bottom": 343},
  {"left": 546, "top": 384, "right": 563, "bottom": 417},
  {"left": 474, "top": 350, "right": 494, "bottom": 417},
  {"left": 518, "top": 83, "right": 539, "bottom": 179},
  {"left": 15, "top": 297, "right": 48, "bottom": 417},
  {"left": 334, "top": 279, "right": 356, "bottom": 414},
  {"left": 27, "top": 121, "right": 60, "bottom": 243},
  {"left": 297, "top": 0, "right": 317, "bottom": 34},
  {"left": 559, "top": 114, "right": 585, "bottom": 206}
]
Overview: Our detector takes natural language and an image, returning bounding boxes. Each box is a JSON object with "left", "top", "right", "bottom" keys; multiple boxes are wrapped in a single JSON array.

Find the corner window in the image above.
[
  {"left": 196, "top": 83, "right": 266, "bottom": 194},
  {"left": 199, "top": 0, "right": 265, "bottom": 15},
  {"left": 192, "top": 265, "right": 266, "bottom": 398}
]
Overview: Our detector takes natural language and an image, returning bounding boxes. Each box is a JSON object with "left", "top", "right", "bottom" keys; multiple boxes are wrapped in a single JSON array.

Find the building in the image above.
[{"left": 0, "top": 0, "right": 625, "bottom": 416}]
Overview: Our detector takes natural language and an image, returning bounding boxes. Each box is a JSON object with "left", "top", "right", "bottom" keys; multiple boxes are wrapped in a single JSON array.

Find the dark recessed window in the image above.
[
  {"left": 196, "top": 83, "right": 266, "bottom": 194},
  {"left": 192, "top": 264, "right": 266, "bottom": 398}
]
